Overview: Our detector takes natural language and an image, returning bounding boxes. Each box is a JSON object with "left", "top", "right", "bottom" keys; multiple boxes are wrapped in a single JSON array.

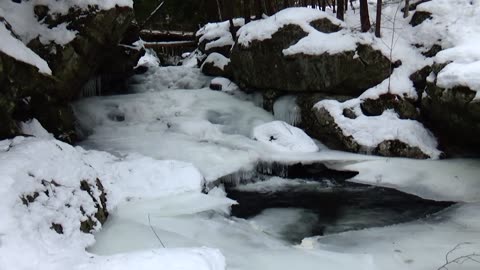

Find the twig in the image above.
[
  {"left": 140, "top": 1, "right": 165, "bottom": 29},
  {"left": 437, "top": 242, "right": 480, "bottom": 270},
  {"left": 148, "top": 213, "right": 166, "bottom": 248}
]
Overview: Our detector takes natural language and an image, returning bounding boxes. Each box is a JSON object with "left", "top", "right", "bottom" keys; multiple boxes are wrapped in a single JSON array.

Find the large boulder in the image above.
[
  {"left": 0, "top": 4, "right": 137, "bottom": 142},
  {"left": 422, "top": 65, "right": 480, "bottom": 152},
  {"left": 230, "top": 22, "right": 391, "bottom": 95}
]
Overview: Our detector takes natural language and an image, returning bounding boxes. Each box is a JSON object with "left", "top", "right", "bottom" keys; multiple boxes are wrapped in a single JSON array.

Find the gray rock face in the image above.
[
  {"left": 422, "top": 76, "right": 480, "bottom": 152},
  {"left": 361, "top": 93, "right": 419, "bottom": 120},
  {"left": 410, "top": 11, "right": 432, "bottom": 27},
  {"left": 230, "top": 23, "right": 391, "bottom": 95}
]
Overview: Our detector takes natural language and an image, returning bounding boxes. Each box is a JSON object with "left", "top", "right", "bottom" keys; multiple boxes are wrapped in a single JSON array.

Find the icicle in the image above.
[
  {"left": 80, "top": 76, "right": 102, "bottom": 98},
  {"left": 273, "top": 95, "right": 302, "bottom": 126},
  {"left": 256, "top": 161, "right": 290, "bottom": 178}
]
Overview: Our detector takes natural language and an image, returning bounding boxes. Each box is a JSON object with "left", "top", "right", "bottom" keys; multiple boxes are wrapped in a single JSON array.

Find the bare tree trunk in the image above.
[
  {"left": 223, "top": 0, "right": 236, "bottom": 37},
  {"left": 244, "top": 0, "right": 251, "bottom": 23},
  {"left": 337, "top": 0, "right": 344, "bottom": 20},
  {"left": 375, "top": 0, "right": 382, "bottom": 37},
  {"left": 283, "top": 0, "right": 290, "bottom": 8},
  {"left": 254, "top": 0, "right": 263, "bottom": 19},
  {"left": 266, "top": 0, "right": 275, "bottom": 14},
  {"left": 344, "top": 0, "right": 348, "bottom": 11},
  {"left": 360, "top": 0, "right": 371, "bottom": 32},
  {"left": 332, "top": 0, "right": 336, "bottom": 13},
  {"left": 215, "top": 0, "right": 223, "bottom": 21},
  {"left": 205, "top": 0, "right": 220, "bottom": 22},
  {"left": 321, "top": 0, "right": 326, "bottom": 11},
  {"left": 403, "top": 0, "right": 410, "bottom": 18}
]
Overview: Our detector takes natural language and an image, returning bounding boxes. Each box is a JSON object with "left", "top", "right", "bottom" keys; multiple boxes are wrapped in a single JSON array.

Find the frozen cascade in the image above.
[
  {"left": 73, "top": 64, "right": 480, "bottom": 270},
  {"left": 273, "top": 95, "right": 302, "bottom": 126}
]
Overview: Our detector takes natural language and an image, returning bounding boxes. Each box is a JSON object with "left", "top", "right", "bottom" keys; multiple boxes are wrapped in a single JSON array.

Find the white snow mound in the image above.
[{"left": 252, "top": 121, "right": 319, "bottom": 153}]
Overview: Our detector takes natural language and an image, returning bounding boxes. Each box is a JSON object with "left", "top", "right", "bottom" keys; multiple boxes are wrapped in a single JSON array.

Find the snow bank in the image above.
[
  {"left": 315, "top": 99, "right": 441, "bottom": 158},
  {"left": 82, "top": 248, "right": 225, "bottom": 270},
  {"left": 0, "top": 125, "right": 218, "bottom": 270},
  {"left": 252, "top": 121, "right": 319, "bottom": 153},
  {"left": 330, "top": 158, "right": 480, "bottom": 203},
  {"left": 414, "top": 0, "right": 480, "bottom": 99}
]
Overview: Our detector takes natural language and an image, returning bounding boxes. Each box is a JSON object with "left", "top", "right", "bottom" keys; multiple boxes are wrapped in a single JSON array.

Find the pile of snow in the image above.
[
  {"left": 252, "top": 121, "right": 319, "bottom": 153},
  {"left": 315, "top": 99, "right": 441, "bottom": 159},
  {"left": 202, "top": 52, "right": 231, "bottom": 70},
  {"left": 196, "top": 18, "right": 245, "bottom": 52},
  {"left": 20, "top": 118, "right": 54, "bottom": 139},
  {"left": 0, "top": 119, "right": 225, "bottom": 270},
  {"left": 413, "top": 0, "right": 480, "bottom": 99}
]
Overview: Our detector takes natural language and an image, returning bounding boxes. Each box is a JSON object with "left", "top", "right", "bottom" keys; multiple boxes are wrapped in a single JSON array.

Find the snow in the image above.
[
  {"left": 0, "top": 20, "right": 51, "bottom": 74},
  {"left": 0, "top": 121, "right": 222, "bottom": 270},
  {"left": 436, "top": 61, "right": 480, "bottom": 99},
  {"left": 197, "top": 18, "right": 245, "bottom": 52},
  {"left": 315, "top": 99, "right": 441, "bottom": 158},
  {"left": 301, "top": 203, "right": 480, "bottom": 270},
  {"left": 20, "top": 118, "right": 54, "bottom": 139},
  {"left": 252, "top": 121, "right": 319, "bottom": 153},
  {"left": 283, "top": 30, "right": 358, "bottom": 56},
  {"left": 202, "top": 52, "right": 231, "bottom": 70},
  {"left": 329, "top": 158, "right": 480, "bottom": 203},
  {"left": 135, "top": 49, "right": 160, "bottom": 68},
  {"left": 237, "top": 7, "right": 344, "bottom": 47},
  {"left": 414, "top": 0, "right": 480, "bottom": 99}
]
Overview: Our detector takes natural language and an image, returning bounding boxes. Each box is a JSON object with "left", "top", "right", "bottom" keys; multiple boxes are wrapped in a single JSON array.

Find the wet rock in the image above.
[
  {"left": 201, "top": 53, "right": 232, "bottom": 78},
  {"left": 230, "top": 24, "right": 391, "bottom": 95},
  {"left": 375, "top": 140, "right": 429, "bottom": 159},
  {"left": 410, "top": 11, "right": 432, "bottom": 27},
  {"left": 422, "top": 72, "right": 480, "bottom": 153},
  {"left": 309, "top": 18, "right": 341, "bottom": 33},
  {"left": 297, "top": 93, "right": 354, "bottom": 150},
  {"left": 361, "top": 93, "right": 419, "bottom": 120}
]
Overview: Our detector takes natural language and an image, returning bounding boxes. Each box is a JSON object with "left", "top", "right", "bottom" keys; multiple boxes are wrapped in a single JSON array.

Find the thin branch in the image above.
[{"left": 148, "top": 213, "right": 166, "bottom": 248}]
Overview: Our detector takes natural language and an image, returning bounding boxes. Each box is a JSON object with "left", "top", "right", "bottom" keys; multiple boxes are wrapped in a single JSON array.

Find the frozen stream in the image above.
[{"left": 74, "top": 65, "right": 480, "bottom": 270}]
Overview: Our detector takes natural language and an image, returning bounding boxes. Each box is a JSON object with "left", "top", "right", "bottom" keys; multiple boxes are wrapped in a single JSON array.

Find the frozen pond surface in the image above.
[{"left": 75, "top": 65, "right": 480, "bottom": 270}]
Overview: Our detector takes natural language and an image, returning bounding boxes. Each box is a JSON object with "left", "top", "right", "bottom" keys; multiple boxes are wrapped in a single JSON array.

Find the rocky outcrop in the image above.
[
  {"left": 21, "top": 178, "right": 108, "bottom": 234},
  {"left": 230, "top": 23, "right": 391, "bottom": 95},
  {"left": 0, "top": 5, "right": 139, "bottom": 142},
  {"left": 361, "top": 93, "right": 419, "bottom": 120},
  {"left": 410, "top": 11, "right": 432, "bottom": 27},
  {"left": 422, "top": 66, "right": 480, "bottom": 152}
]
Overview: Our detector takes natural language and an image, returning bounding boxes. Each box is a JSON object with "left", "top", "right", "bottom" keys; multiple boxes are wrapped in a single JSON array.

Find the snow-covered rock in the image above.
[
  {"left": 201, "top": 52, "right": 231, "bottom": 77},
  {"left": 310, "top": 99, "right": 441, "bottom": 159},
  {"left": 252, "top": 121, "right": 319, "bottom": 153},
  {"left": 0, "top": 132, "right": 215, "bottom": 270},
  {"left": 230, "top": 8, "right": 391, "bottom": 95},
  {"left": 196, "top": 18, "right": 245, "bottom": 57},
  {"left": 0, "top": 0, "right": 138, "bottom": 141}
]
